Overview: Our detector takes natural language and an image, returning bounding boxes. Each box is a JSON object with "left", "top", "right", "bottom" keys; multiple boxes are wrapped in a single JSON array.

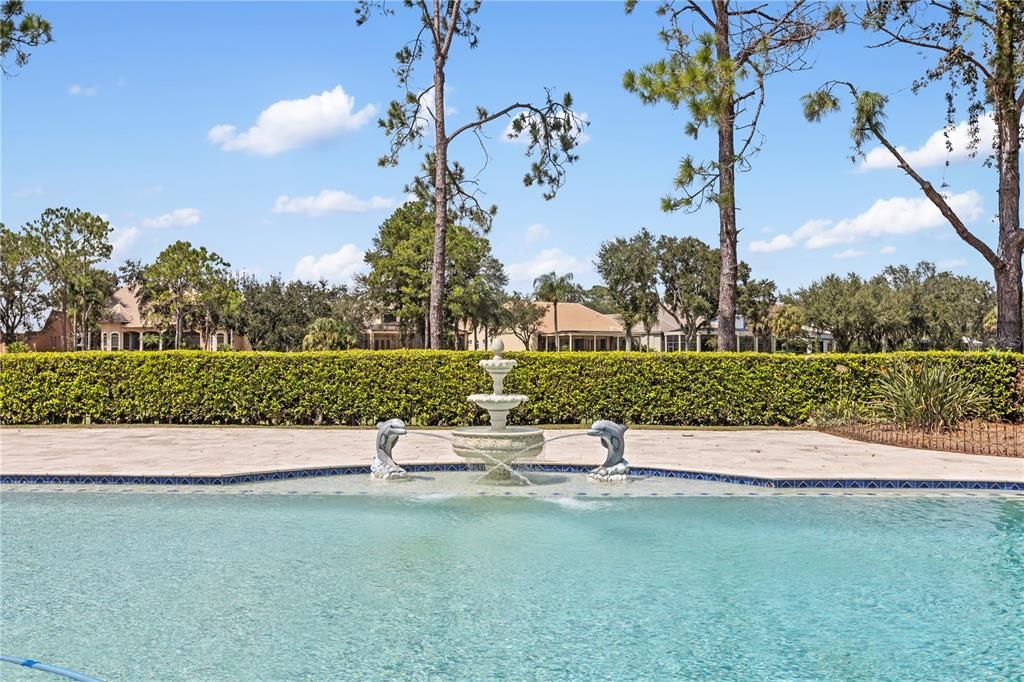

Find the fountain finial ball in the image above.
[{"left": 490, "top": 338, "right": 505, "bottom": 358}]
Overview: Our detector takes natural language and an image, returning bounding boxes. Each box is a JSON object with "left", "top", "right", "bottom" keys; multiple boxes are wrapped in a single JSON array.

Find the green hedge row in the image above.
[{"left": 1, "top": 350, "right": 1021, "bottom": 426}]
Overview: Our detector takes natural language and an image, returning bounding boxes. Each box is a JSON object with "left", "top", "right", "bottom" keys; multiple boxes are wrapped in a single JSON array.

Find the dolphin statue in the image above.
[
  {"left": 587, "top": 420, "right": 628, "bottom": 471},
  {"left": 372, "top": 418, "right": 408, "bottom": 480}
]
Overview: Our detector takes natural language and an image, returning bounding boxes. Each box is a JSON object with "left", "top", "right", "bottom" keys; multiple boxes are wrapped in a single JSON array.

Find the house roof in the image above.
[
  {"left": 538, "top": 302, "right": 623, "bottom": 335},
  {"left": 104, "top": 287, "right": 143, "bottom": 327}
]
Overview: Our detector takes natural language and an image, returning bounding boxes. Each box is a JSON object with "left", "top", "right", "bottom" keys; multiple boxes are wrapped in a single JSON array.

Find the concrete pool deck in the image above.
[{"left": 1, "top": 426, "right": 1021, "bottom": 483}]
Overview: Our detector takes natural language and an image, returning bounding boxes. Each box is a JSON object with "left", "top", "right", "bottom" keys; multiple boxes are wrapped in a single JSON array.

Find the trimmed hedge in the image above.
[{"left": 1, "top": 350, "right": 1021, "bottom": 426}]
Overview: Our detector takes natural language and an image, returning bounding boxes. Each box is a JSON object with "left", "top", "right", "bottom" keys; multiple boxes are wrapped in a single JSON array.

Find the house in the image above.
[
  {"left": 98, "top": 287, "right": 251, "bottom": 351},
  {"left": 365, "top": 313, "right": 470, "bottom": 350},
  {"left": 621, "top": 307, "right": 834, "bottom": 353},
  {"left": 0, "top": 311, "right": 66, "bottom": 352},
  {"left": 479, "top": 301, "right": 833, "bottom": 353},
  {"left": 486, "top": 302, "right": 630, "bottom": 351}
]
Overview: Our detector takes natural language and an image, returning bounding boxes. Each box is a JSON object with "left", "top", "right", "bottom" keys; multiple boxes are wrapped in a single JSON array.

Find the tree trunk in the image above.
[
  {"left": 553, "top": 301, "right": 560, "bottom": 352},
  {"left": 60, "top": 293, "right": 69, "bottom": 351},
  {"left": 175, "top": 311, "right": 183, "bottom": 349},
  {"left": 428, "top": 46, "right": 449, "bottom": 350},
  {"left": 995, "top": 257, "right": 1022, "bottom": 350},
  {"left": 994, "top": 1, "right": 1023, "bottom": 351},
  {"left": 713, "top": 0, "right": 738, "bottom": 352}
]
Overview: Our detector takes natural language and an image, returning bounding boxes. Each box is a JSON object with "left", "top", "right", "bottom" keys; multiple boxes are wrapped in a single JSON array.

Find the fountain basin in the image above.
[
  {"left": 468, "top": 393, "right": 528, "bottom": 431},
  {"left": 451, "top": 426, "right": 544, "bottom": 480}
]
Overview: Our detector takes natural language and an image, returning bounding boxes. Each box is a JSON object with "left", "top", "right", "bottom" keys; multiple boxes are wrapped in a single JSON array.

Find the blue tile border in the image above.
[{"left": 0, "top": 463, "right": 1020, "bottom": 492}]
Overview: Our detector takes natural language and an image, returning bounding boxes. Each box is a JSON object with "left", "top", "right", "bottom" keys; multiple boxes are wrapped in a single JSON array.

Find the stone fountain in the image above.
[{"left": 450, "top": 340, "right": 544, "bottom": 480}]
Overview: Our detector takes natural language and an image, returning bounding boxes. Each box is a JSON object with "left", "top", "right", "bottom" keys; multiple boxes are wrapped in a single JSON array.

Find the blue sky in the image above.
[{"left": 1, "top": 1, "right": 1002, "bottom": 294}]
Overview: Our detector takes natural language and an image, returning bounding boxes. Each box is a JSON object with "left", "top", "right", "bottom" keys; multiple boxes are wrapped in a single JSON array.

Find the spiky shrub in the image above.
[{"left": 870, "top": 362, "right": 990, "bottom": 431}]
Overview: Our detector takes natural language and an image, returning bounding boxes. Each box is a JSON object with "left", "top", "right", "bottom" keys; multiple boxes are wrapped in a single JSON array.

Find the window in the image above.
[
  {"left": 666, "top": 335, "right": 681, "bottom": 352},
  {"left": 110, "top": 332, "right": 120, "bottom": 350},
  {"left": 102, "top": 333, "right": 108, "bottom": 350},
  {"left": 216, "top": 333, "right": 226, "bottom": 349}
]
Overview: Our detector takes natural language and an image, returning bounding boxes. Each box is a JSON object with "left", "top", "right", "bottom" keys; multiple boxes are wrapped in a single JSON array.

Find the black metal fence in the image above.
[{"left": 824, "top": 421, "right": 1022, "bottom": 458}]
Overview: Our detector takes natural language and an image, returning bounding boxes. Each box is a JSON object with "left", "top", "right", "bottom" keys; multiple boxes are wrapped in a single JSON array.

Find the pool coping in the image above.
[{"left": 2, "top": 463, "right": 1021, "bottom": 492}]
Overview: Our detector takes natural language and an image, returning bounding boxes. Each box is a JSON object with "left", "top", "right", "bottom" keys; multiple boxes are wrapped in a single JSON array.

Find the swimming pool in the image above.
[{"left": 2, "top": 487, "right": 1022, "bottom": 680}]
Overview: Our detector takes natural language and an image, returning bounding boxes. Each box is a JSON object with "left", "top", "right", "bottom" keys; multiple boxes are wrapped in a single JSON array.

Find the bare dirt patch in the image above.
[{"left": 825, "top": 421, "right": 1023, "bottom": 458}]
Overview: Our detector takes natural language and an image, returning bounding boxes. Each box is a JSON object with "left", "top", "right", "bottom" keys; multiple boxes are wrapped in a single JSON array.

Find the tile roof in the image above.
[
  {"left": 537, "top": 302, "right": 623, "bottom": 334},
  {"left": 104, "top": 287, "right": 143, "bottom": 327}
]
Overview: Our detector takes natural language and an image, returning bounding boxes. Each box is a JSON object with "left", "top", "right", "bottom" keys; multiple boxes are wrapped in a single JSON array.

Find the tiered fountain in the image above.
[
  {"left": 450, "top": 340, "right": 545, "bottom": 480},
  {"left": 371, "top": 339, "right": 629, "bottom": 484}
]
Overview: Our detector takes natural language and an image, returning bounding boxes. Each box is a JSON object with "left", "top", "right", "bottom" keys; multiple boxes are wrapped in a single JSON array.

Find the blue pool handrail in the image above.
[{"left": 0, "top": 655, "right": 102, "bottom": 681}]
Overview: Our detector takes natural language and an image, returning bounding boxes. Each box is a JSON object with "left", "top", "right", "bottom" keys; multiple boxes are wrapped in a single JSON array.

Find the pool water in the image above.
[{"left": 2, "top": 491, "right": 1022, "bottom": 680}]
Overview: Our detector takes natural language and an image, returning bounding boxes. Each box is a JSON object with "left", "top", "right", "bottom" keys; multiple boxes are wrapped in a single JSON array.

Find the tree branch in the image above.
[
  {"left": 684, "top": 0, "right": 716, "bottom": 30},
  {"left": 871, "top": 123, "right": 1001, "bottom": 269},
  {"left": 439, "top": 0, "right": 462, "bottom": 59},
  {"left": 735, "top": 0, "right": 806, "bottom": 67},
  {"left": 867, "top": 24, "right": 992, "bottom": 80}
]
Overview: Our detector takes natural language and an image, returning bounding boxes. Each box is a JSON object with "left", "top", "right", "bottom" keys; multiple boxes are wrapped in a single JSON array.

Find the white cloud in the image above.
[
  {"left": 68, "top": 84, "right": 98, "bottom": 96},
  {"left": 503, "top": 111, "right": 591, "bottom": 145},
  {"left": 141, "top": 208, "right": 201, "bottom": 229},
  {"left": 525, "top": 223, "right": 550, "bottom": 243},
  {"left": 272, "top": 190, "right": 397, "bottom": 217},
  {"left": 833, "top": 248, "right": 865, "bottom": 259},
  {"left": 880, "top": 245, "right": 897, "bottom": 254},
  {"left": 750, "top": 234, "right": 797, "bottom": 253},
  {"left": 110, "top": 226, "right": 140, "bottom": 256},
  {"left": 861, "top": 112, "right": 996, "bottom": 171},
  {"left": 751, "top": 191, "right": 984, "bottom": 253},
  {"left": 507, "top": 248, "right": 590, "bottom": 286},
  {"left": 208, "top": 85, "right": 376, "bottom": 156},
  {"left": 13, "top": 186, "right": 44, "bottom": 198},
  {"left": 293, "top": 243, "right": 367, "bottom": 283}
]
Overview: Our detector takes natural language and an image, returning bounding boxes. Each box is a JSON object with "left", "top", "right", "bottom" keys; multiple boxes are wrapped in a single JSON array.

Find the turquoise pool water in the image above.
[{"left": 2, "top": 490, "right": 1022, "bottom": 680}]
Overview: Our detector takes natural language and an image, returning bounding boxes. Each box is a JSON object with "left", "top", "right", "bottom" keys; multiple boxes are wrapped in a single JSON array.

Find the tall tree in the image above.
[
  {"left": 1, "top": 0, "right": 52, "bottom": 74},
  {"left": 803, "top": 0, "right": 1023, "bottom": 350},
  {"left": 195, "top": 271, "right": 242, "bottom": 350},
  {"left": 0, "top": 224, "right": 46, "bottom": 343},
  {"left": 625, "top": 0, "right": 844, "bottom": 350},
  {"left": 581, "top": 285, "right": 618, "bottom": 315},
  {"left": 357, "top": 0, "right": 588, "bottom": 349},
  {"left": 362, "top": 201, "right": 502, "bottom": 347},
  {"left": 455, "top": 253, "right": 507, "bottom": 350},
  {"left": 235, "top": 275, "right": 345, "bottom": 352},
  {"left": 23, "top": 207, "right": 112, "bottom": 351},
  {"left": 532, "top": 271, "right": 583, "bottom": 352},
  {"left": 656, "top": 235, "right": 719, "bottom": 350},
  {"left": 794, "top": 262, "right": 994, "bottom": 351},
  {"left": 595, "top": 228, "right": 660, "bottom": 351},
  {"left": 501, "top": 292, "right": 545, "bottom": 350},
  {"left": 737, "top": 273, "right": 777, "bottom": 351},
  {"left": 797, "top": 273, "right": 874, "bottom": 351},
  {"left": 136, "top": 241, "right": 231, "bottom": 349},
  {"left": 69, "top": 266, "right": 117, "bottom": 350}
]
